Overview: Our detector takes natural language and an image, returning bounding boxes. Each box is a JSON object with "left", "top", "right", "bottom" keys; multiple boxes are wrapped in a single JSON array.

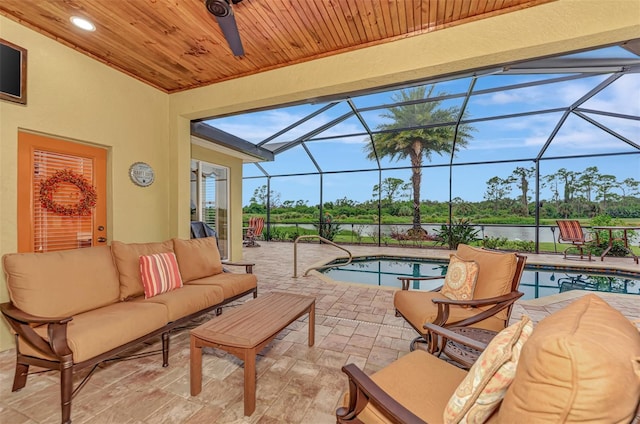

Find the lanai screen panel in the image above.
[
  {"left": 581, "top": 73, "right": 640, "bottom": 117},
  {"left": 258, "top": 144, "right": 318, "bottom": 175},
  {"left": 270, "top": 175, "right": 321, "bottom": 208},
  {"left": 466, "top": 75, "right": 610, "bottom": 120},
  {"left": 260, "top": 102, "right": 354, "bottom": 151},
  {"left": 305, "top": 136, "right": 378, "bottom": 172},
  {"left": 453, "top": 112, "right": 565, "bottom": 163},
  {"left": 242, "top": 177, "right": 268, "bottom": 207},
  {"left": 538, "top": 155, "right": 640, "bottom": 207},
  {"left": 243, "top": 163, "right": 266, "bottom": 178},
  {"left": 322, "top": 170, "right": 379, "bottom": 207},
  {"left": 542, "top": 114, "right": 639, "bottom": 158}
]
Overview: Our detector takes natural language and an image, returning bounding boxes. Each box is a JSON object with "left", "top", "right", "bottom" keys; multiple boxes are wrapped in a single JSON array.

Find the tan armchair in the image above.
[
  {"left": 394, "top": 244, "right": 526, "bottom": 350},
  {"left": 337, "top": 294, "right": 640, "bottom": 424}
]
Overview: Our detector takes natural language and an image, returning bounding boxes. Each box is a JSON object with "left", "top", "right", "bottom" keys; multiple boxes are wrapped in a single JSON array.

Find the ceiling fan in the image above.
[{"left": 205, "top": 0, "right": 245, "bottom": 56}]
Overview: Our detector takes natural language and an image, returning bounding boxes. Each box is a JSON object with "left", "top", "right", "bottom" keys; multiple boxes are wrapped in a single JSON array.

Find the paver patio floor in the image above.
[{"left": 1, "top": 242, "right": 638, "bottom": 423}]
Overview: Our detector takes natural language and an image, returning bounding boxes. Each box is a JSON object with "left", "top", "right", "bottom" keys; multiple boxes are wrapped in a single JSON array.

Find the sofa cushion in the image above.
[
  {"left": 441, "top": 255, "right": 479, "bottom": 303},
  {"left": 444, "top": 317, "right": 533, "bottom": 423},
  {"left": 185, "top": 272, "right": 258, "bottom": 299},
  {"left": 347, "top": 349, "right": 467, "bottom": 423},
  {"left": 18, "top": 301, "right": 168, "bottom": 363},
  {"left": 498, "top": 294, "right": 640, "bottom": 423},
  {"left": 135, "top": 285, "right": 225, "bottom": 322},
  {"left": 455, "top": 245, "right": 518, "bottom": 322},
  {"left": 111, "top": 240, "right": 174, "bottom": 300},
  {"left": 173, "top": 237, "right": 223, "bottom": 282},
  {"left": 3, "top": 246, "right": 120, "bottom": 317},
  {"left": 139, "top": 252, "right": 183, "bottom": 298},
  {"left": 393, "top": 290, "right": 505, "bottom": 333}
]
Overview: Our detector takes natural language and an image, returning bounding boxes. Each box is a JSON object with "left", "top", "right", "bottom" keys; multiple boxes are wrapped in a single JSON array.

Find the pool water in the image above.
[{"left": 320, "top": 256, "right": 640, "bottom": 300}]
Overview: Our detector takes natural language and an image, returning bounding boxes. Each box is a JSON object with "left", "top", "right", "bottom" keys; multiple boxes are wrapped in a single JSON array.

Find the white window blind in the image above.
[
  {"left": 33, "top": 150, "right": 94, "bottom": 252},
  {"left": 202, "top": 170, "right": 217, "bottom": 228}
]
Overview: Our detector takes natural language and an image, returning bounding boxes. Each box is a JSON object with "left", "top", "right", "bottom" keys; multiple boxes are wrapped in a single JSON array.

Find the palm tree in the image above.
[{"left": 364, "top": 85, "right": 474, "bottom": 233}]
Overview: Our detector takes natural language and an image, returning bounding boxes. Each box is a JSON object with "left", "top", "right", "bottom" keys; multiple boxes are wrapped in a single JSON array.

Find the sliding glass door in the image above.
[{"left": 191, "top": 160, "right": 229, "bottom": 259}]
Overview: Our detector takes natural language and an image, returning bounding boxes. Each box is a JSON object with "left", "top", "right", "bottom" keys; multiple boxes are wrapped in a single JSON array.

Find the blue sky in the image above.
[{"left": 204, "top": 47, "right": 640, "bottom": 206}]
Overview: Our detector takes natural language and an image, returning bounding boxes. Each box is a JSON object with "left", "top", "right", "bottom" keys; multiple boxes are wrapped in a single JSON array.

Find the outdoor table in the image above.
[
  {"left": 190, "top": 292, "right": 315, "bottom": 416},
  {"left": 443, "top": 327, "right": 497, "bottom": 369},
  {"left": 592, "top": 226, "right": 640, "bottom": 264}
]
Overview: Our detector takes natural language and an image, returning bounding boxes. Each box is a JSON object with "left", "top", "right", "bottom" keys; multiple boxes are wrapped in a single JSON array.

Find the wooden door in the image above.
[{"left": 17, "top": 131, "right": 108, "bottom": 253}]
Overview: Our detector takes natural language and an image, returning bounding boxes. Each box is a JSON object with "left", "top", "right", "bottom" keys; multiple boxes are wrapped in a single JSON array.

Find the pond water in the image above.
[
  {"left": 320, "top": 256, "right": 640, "bottom": 300},
  {"left": 277, "top": 223, "right": 562, "bottom": 243}
]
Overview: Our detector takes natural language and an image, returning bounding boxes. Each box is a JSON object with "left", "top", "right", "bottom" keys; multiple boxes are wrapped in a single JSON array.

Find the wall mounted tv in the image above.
[{"left": 0, "top": 38, "right": 27, "bottom": 105}]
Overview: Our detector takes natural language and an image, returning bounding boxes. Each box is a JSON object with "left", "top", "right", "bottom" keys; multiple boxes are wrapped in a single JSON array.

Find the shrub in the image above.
[
  {"left": 435, "top": 218, "right": 480, "bottom": 249},
  {"left": 313, "top": 213, "right": 341, "bottom": 241}
]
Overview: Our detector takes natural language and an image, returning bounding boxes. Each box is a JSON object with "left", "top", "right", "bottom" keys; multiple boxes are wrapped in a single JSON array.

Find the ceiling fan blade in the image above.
[
  {"left": 215, "top": 14, "right": 245, "bottom": 56},
  {"left": 205, "top": 0, "right": 245, "bottom": 56}
]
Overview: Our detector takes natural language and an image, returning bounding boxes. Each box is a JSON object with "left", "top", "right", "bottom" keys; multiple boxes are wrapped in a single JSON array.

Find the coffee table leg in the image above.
[
  {"left": 243, "top": 348, "right": 257, "bottom": 416},
  {"left": 190, "top": 336, "right": 202, "bottom": 396},
  {"left": 308, "top": 301, "right": 315, "bottom": 347}
]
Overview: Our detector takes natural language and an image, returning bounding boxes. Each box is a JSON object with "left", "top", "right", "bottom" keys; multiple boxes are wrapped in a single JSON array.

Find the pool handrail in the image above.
[{"left": 293, "top": 235, "right": 353, "bottom": 277}]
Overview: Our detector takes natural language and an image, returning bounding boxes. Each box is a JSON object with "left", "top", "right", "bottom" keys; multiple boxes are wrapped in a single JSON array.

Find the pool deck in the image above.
[
  {"left": 289, "top": 241, "right": 640, "bottom": 325},
  {"left": 0, "top": 242, "right": 637, "bottom": 423}
]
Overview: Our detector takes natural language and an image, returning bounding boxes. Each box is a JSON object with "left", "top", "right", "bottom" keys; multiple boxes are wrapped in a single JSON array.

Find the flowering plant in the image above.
[{"left": 39, "top": 169, "right": 97, "bottom": 216}]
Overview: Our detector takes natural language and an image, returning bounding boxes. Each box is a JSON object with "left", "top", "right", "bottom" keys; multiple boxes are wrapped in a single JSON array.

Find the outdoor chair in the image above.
[
  {"left": 243, "top": 217, "right": 264, "bottom": 247},
  {"left": 190, "top": 221, "right": 217, "bottom": 239},
  {"left": 394, "top": 244, "right": 526, "bottom": 351},
  {"left": 556, "top": 220, "right": 594, "bottom": 260},
  {"left": 337, "top": 294, "right": 640, "bottom": 424}
]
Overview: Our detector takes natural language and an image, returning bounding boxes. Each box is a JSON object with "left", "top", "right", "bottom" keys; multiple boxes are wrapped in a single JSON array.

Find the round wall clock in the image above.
[{"left": 129, "top": 162, "right": 155, "bottom": 187}]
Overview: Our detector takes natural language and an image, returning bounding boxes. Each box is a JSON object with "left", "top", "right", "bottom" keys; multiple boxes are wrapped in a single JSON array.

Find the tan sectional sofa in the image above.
[{"left": 0, "top": 236, "right": 257, "bottom": 424}]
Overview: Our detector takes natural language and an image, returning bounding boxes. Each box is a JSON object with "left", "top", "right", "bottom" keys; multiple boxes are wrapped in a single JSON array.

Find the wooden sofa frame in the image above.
[{"left": 0, "top": 262, "right": 257, "bottom": 424}]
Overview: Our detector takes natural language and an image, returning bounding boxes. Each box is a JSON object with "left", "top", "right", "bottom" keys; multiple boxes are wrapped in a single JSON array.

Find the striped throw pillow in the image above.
[{"left": 139, "top": 252, "right": 183, "bottom": 298}]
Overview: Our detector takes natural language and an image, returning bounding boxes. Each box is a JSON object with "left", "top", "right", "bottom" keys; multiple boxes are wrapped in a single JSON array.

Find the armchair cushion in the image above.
[
  {"left": 498, "top": 294, "right": 640, "bottom": 423},
  {"left": 348, "top": 349, "right": 468, "bottom": 423},
  {"left": 394, "top": 290, "right": 506, "bottom": 332},
  {"left": 444, "top": 316, "right": 533, "bottom": 423},
  {"left": 456, "top": 245, "right": 517, "bottom": 321},
  {"left": 441, "top": 255, "right": 479, "bottom": 303}
]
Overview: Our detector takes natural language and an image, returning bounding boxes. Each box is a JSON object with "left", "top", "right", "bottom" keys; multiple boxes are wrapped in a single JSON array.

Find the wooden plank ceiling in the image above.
[{"left": 0, "top": 0, "right": 554, "bottom": 93}]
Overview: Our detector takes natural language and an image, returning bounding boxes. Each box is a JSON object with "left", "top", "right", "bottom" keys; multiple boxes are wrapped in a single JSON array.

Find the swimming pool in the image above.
[{"left": 319, "top": 256, "right": 640, "bottom": 300}]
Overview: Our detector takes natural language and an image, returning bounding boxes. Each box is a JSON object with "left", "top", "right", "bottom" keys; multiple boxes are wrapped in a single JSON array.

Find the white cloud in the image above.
[{"left": 582, "top": 73, "right": 640, "bottom": 116}]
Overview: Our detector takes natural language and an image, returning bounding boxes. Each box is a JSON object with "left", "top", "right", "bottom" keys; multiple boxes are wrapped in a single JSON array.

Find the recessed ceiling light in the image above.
[{"left": 70, "top": 16, "right": 96, "bottom": 32}]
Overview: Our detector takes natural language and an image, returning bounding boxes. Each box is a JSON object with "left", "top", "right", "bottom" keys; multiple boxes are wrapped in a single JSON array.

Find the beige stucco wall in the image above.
[
  {"left": 0, "top": 17, "right": 170, "bottom": 350},
  {"left": 0, "top": 0, "right": 638, "bottom": 352}
]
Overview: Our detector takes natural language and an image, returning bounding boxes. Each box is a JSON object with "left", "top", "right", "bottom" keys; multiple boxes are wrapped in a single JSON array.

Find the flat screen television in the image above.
[{"left": 0, "top": 39, "right": 27, "bottom": 105}]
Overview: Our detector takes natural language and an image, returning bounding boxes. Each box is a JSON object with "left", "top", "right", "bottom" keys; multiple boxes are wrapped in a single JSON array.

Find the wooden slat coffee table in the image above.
[{"left": 189, "top": 292, "right": 315, "bottom": 416}]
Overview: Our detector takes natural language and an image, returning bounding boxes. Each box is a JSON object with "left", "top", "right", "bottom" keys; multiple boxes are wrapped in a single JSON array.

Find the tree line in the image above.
[
  {"left": 484, "top": 166, "right": 640, "bottom": 218},
  {"left": 244, "top": 166, "right": 640, "bottom": 222}
]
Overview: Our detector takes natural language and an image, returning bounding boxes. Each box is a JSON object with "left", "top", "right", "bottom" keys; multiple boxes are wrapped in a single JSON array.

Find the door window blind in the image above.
[{"left": 33, "top": 150, "right": 94, "bottom": 252}]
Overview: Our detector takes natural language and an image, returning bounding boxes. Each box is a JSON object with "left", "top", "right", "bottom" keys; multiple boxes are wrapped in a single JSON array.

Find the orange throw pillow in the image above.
[{"left": 139, "top": 252, "right": 183, "bottom": 298}]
